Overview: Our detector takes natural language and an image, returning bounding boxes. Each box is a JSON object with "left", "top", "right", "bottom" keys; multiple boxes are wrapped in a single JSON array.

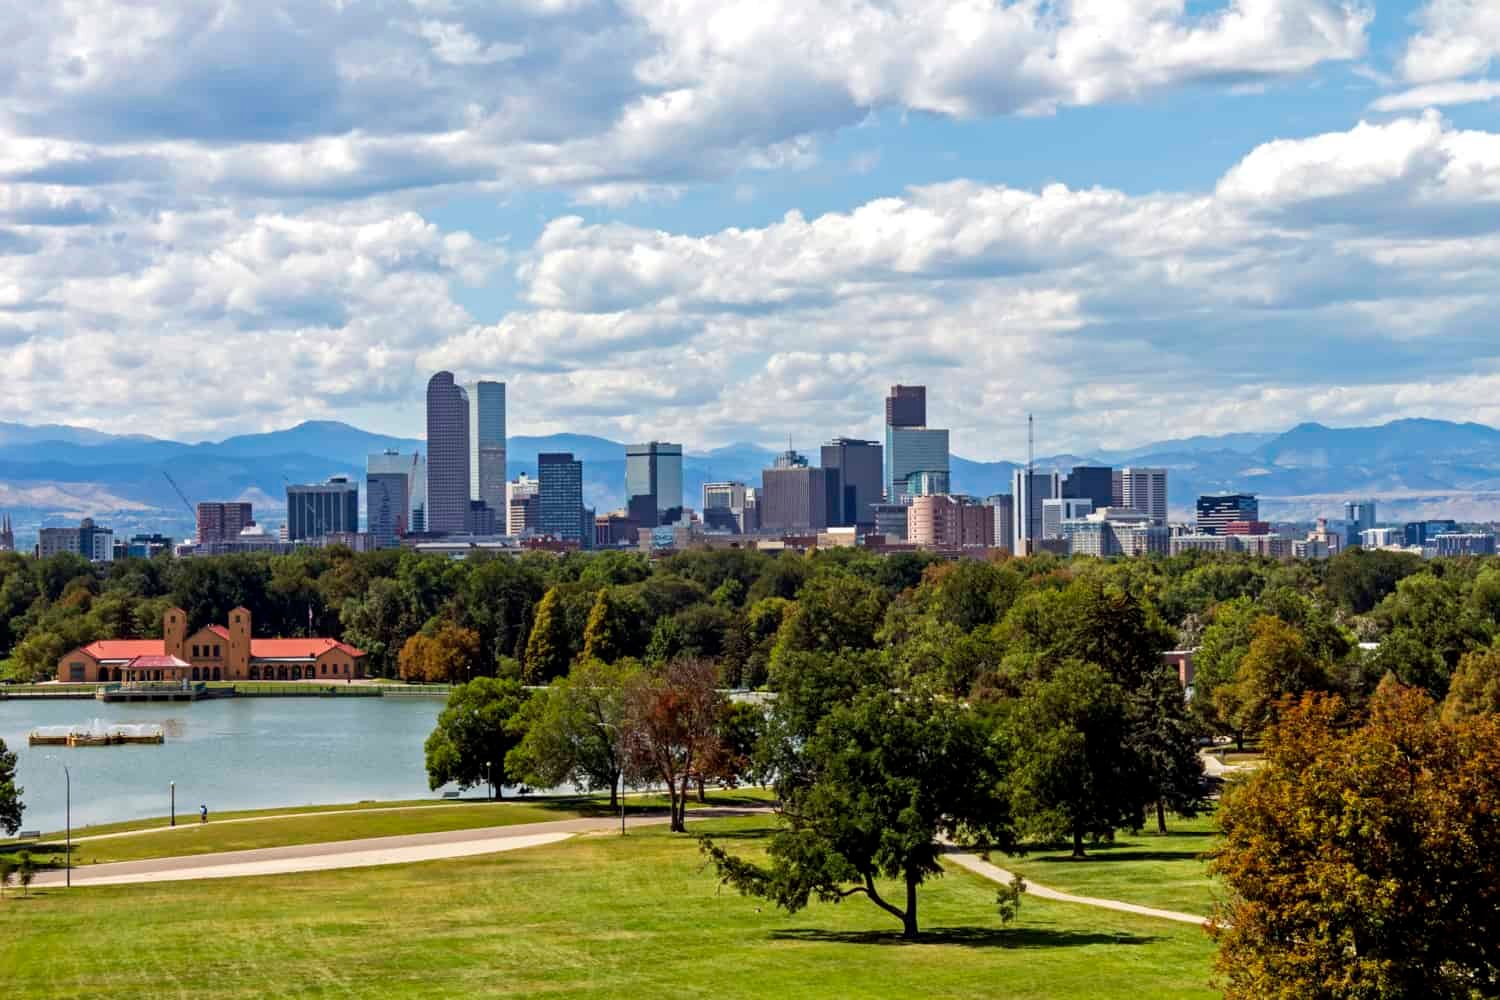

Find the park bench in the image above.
[
  {"left": 16, "top": 831, "right": 39, "bottom": 840},
  {"left": 441, "top": 791, "right": 461, "bottom": 799}
]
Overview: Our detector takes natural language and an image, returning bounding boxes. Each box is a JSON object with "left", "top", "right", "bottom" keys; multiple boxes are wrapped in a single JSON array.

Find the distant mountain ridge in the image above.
[{"left": 4, "top": 417, "right": 1500, "bottom": 540}]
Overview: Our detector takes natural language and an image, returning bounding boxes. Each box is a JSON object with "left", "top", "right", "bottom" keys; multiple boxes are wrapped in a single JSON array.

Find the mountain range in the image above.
[{"left": 3, "top": 417, "right": 1500, "bottom": 544}]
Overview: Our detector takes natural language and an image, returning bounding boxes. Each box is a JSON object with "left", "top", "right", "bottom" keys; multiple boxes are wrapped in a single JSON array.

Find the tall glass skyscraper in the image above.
[
  {"left": 425, "top": 371, "right": 470, "bottom": 535},
  {"left": 883, "top": 384, "right": 949, "bottom": 504},
  {"left": 625, "top": 441, "right": 683, "bottom": 527},
  {"left": 471, "top": 381, "right": 507, "bottom": 517},
  {"left": 367, "top": 450, "right": 412, "bottom": 549},
  {"left": 538, "top": 452, "right": 586, "bottom": 544}
]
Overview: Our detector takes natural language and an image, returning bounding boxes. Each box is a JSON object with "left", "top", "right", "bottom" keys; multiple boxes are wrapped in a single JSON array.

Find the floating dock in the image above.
[
  {"left": 29, "top": 723, "right": 165, "bottom": 747},
  {"left": 96, "top": 682, "right": 210, "bottom": 703}
]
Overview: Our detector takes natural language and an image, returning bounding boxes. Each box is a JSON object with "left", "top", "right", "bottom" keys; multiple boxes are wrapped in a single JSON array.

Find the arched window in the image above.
[
  {"left": 191, "top": 667, "right": 200, "bottom": 681},
  {"left": 212, "top": 667, "right": 221, "bottom": 681},
  {"left": 249, "top": 666, "right": 260, "bottom": 680}
]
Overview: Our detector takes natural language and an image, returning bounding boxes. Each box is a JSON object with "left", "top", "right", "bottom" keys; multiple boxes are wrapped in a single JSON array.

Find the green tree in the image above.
[
  {"left": 1442, "top": 645, "right": 1500, "bottom": 722},
  {"left": 0, "top": 855, "right": 12, "bottom": 898},
  {"left": 1006, "top": 660, "right": 1145, "bottom": 857},
  {"left": 1214, "top": 616, "right": 1331, "bottom": 740},
  {"left": 398, "top": 623, "right": 482, "bottom": 683},
  {"left": 523, "top": 587, "right": 573, "bottom": 684},
  {"left": 580, "top": 588, "right": 630, "bottom": 664},
  {"left": 621, "top": 659, "right": 725, "bottom": 832},
  {"left": 0, "top": 738, "right": 22, "bottom": 836},
  {"left": 1210, "top": 684, "right": 1500, "bottom": 999},
  {"left": 507, "top": 658, "right": 638, "bottom": 807},
  {"left": 424, "top": 677, "right": 527, "bottom": 798},
  {"left": 769, "top": 573, "right": 888, "bottom": 665},
  {"left": 702, "top": 688, "right": 1013, "bottom": 939},
  {"left": 16, "top": 851, "right": 33, "bottom": 897},
  {"left": 1133, "top": 666, "right": 1207, "bottom": 833}
]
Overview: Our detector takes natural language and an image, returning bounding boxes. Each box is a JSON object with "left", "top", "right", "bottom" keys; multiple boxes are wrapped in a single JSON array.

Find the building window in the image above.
[
  {"left": 69, "top": 664, "right": 85, "bottom": 682},
  {"left": 213, "top": 644, "right": 221, "bottom": 658},
  {"left": 192, "top": 644, "right": 200, "bottom": 658}
]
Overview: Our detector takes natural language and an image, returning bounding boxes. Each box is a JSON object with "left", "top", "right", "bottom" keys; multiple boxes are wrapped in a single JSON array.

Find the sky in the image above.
[{"left": 5, "top": 0, "right": 1500, "bottom": 460}]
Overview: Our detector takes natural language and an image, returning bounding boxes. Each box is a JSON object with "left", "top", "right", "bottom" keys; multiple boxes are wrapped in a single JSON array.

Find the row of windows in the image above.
[{"left": 190, "top": 643, "right": 222, "bottom": 659}]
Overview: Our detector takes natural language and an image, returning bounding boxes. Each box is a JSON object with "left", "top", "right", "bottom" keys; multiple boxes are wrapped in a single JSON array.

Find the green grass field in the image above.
[
  {"left": 998, "top": 813, "right": 1221, "bottom": 916},
  {"left": 0, "top": 816, "right": 1217, "bottom": 999}
]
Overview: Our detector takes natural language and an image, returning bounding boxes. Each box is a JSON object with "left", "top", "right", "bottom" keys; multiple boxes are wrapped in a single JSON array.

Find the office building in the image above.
[
  {"left": 507, "top": 474, "right": 540, "bottom": 536},
  {"left": 820, "top": 438, "right": 883, "bottom": 526},
  {"left": 125, "top": 534, "right": 174, "bottom": 559},
  {"left": 903, "top": 469, "right": 951, "bottom": 498},
  {"left": 1042, "top": 497, "right": 1094, "bottom": 540},
  {"left": 703, "top": 481, "right": 759, "bottom": 534},
  {"left": 37, "top": 518, "right": 114, "bottom": 562},
  {"left": 986, "top": 494, "right": 1015, "bottom": 551},
  {"left": 1434, "top": 533, "right": 1497, "bottom": 557},
  {"left": 886, "top": 427, "right": 950, "bottom": 505},
  {"left": 871, "top": 502, "right": 910, "bottom": 540},
  {"left": 367, "top": 451, "right": 412, "bottom": 549},
  {"left": 1344, "top": 499, "right": 1377, "bottom": 550},
  {"left": 761, "top": 450, "right": 840, "bottom": 533},
  {"left": 1306, "top": 517, "right": 1343, "bottom": 556},
  {"left": 472, "top": 381, "right": 507, "bottom": 516},
  {"left": 595, "top": 511, "right": 641, "bottom": 549},
  {"left": 1196, "top": 494, "right": 1258, "bottom": 535},
  {"left": 885, "top": 384, "right": 926, "bottom": 428},
  {"left": 0, "top": 513, "right": 11, "bottom": 553},
  {"left": 425, "top": 371, "right": 471, "bottom": 535},
  {"left": 407, "top": 453, "right": 427, "bottom": 534},
  {"left": 286, "top": 476, "right": 359, "bottom": 542},
  {"left": 625, "top": 441, "right": 684, "bottom": 527},
  {"left": 465, "top": 501, "right": 498, "bottom": 536},
  {"left": 1404, "top": 519, "right": 1459, "bottom": 547},
  {"left": 538, "top": 452, "right": 587, "bottom": 545},
  {"left": 907, "top": 495, "right": 995, "bottom": 550},
  {"left": 1359, "top": 527, "right": 1399, "bottom": 548},
  {"left": 1222, "top": 520, "right": 1272, "bottom": 536},
  {"left": 1013, "top": 469, "right": 1061, "bottom": 554},
  {"left": 1062, "top": 466, "right": 1114, "bottom": 511},
  {"left": 196, "top": 502, "right": 254, "bottom": 544},
  {"left": 1117, "top": 468, "right": 1169, "bottom": 525}
]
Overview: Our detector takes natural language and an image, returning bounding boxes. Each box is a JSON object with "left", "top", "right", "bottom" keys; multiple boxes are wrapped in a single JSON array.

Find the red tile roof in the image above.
[
  {"left": 125, "top": 655, "right": 191, "bottom": 668},
  {"left": 206, "top": 625, "right": 231, "bottom": 639},
  {"left": 80, "top": 640, "right": 167, "bottom": 661},
  {"left": 249, "top": 638, "right": 366, "bottom": 661}
]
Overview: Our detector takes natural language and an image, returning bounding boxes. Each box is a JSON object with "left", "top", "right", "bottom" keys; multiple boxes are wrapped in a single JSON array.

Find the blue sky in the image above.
[{"left": 6, "top": 1, "right": 1500, "bottom": 460}]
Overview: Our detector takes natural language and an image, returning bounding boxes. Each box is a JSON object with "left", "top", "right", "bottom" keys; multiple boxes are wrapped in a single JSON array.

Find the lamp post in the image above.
[
  {"left": 170, "top": 781, "right": 175, "bottom": 827},
  {"left": 45, "top": 756, "right": 70, "bottom": 888}
]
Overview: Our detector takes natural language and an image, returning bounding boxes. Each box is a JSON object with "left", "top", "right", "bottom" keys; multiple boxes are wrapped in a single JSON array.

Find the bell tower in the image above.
[
  {"left": 228, "top": 606, "right": 252, "bottom": 679},
  {"left": 164, "top": 607, "right": 187, "bottom": 659}
]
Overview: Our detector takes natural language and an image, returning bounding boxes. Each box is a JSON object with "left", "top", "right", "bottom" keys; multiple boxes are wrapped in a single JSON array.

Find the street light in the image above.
[
  {"left": 170, "top": 781, "right": 175, "bottom": 827},
  {"left": 44, "top": 756, "right": 70, "bottom": 888}
]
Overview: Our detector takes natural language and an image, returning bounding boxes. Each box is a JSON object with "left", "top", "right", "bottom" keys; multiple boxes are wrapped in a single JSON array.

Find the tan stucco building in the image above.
[{"left": 58, "top": 607, "right": 365, "bottom": 683}]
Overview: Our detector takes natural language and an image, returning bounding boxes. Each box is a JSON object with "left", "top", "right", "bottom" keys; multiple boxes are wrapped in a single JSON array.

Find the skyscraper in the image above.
[
  {"left": 1062, "top": 466, "right": 1114, "bottom": 511},
  {"left": 820, "top": 438, "right": 883, "bottom": 526},
  {"left": 286, "top": 477, "right": 360, "bottom": 541},
  {"left": 625, "top": 441, "right": 684, "bottom": 527},
  {"left": 1118, "top": 468, "right": 1169, "bottom": 526},
  {"left": 761, "top": 451, "right": 839, "bottom": 534},
  {"left": 1013, "top": 469, "right": 1060, "bottom": 554},
  {"left": 367, "top": 451, "right": 412, "bottom": 549},
  {"left": 195, "top": 502, "right": 254, "bottom": 544},
  {"left": 507, "top": 474, "right": 540, "bottom": 537},
  {"left": 1344, "top": 499, "right": 1377, "bottom": 550},
  {"left": 471, "top": 381, "right": 507, "bottom": 516},
  {"left": 538, "top": 452, "right": 587, "bottom": 544},
  {"left": 1042, "top": 497, "right": 1094, "bottom": 540},
  {"left": 426, "top": 371, "right": 470, "bottom": 535},
  {"left": 0, "top": 513, "right": 12, "bottom": 553},
  {"left": 702, "top": 482, "right": 758, "bottom": 534},
  {"left": 1197, "top": 494, "right": 1258, "bottom": 535},
  {"left": 883, "top": 385, "right": 949, "bottom": 504},
  {"left": 408, "top": 453, "right": 427, "bottom": 534}
]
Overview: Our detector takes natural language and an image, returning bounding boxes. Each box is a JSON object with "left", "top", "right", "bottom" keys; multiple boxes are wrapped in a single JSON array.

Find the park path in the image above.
[
  {"left": 943, "top": 850, "right": 1211, "bottom": 927},
  {"left": 31, "top": 808, "right": 756, "bottom": 889}
]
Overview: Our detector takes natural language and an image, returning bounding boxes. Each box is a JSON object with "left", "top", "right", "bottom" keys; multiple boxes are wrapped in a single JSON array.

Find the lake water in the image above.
[{"left": 1, "top": 697, "right": 453, "bottom": 834}]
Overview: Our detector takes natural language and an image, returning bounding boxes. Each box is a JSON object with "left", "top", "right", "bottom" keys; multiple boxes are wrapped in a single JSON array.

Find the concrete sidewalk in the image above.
[
  {"left": 32, "top": 808, "right": 762, "bottom": 889},
  {"left": 944, "top": 851, "right": 1211, "bottom": 927}
]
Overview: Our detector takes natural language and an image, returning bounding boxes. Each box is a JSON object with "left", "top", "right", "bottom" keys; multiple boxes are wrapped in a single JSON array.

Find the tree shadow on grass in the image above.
[
  {"left": 693, "top": 826, "right": 777, "bottom": 841},
  {"left": 769, "top": 926, "right": 1158, "bottom": 949},
  {"left": 1030, "top": 850, "right": 1204, "bottom": 864}
]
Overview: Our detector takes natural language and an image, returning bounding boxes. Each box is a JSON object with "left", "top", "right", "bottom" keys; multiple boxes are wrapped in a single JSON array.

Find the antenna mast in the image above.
[{"left": 1026, "top": 413, "right": 1035, "bottom": 554}]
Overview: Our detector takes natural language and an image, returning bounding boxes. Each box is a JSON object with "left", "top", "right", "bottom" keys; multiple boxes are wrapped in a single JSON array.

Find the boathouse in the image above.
[{"left": 56, "top": 607, "right": 366, "bottom": 683}]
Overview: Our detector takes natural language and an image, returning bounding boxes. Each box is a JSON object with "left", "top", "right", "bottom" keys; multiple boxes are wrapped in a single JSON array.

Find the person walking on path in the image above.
[{"left": 200, "top": 804, "right": 208, "bottom": 824}]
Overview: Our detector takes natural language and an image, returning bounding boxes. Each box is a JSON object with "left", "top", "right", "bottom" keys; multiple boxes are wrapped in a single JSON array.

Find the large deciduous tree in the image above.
[
  {"left": 506, "top": 658, "right": 637, "bottom": 807},
  {"left": 523, "top": 587, "right": 574, "bottom": 684},
  {"left": 702, "top": 688, "right": 1012, "bottom": 939},
  {"left": 621, "top": 658, "right": 725, "bottom": 832},
  {"left": 424, "top": 677, "right": 527, "bottom": 798},
  {"left": 0, "top": 738, "right": 22, "bottom": 836},
  {"left": 1210, "top": 683, "right": 1500, "bottom": 999},
  {"left": 398, "top": 623, "right": 482, "bottom": 683},
  {"left": 1442, "top": 645, "right": 1500, "bottom": 722}
]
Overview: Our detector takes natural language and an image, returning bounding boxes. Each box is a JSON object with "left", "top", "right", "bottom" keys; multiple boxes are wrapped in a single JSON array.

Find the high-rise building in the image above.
[
  {"left": 985, "top": 494, "right": 1014, "bottom": 551},
  {"left": 366, "top": 451, "right": 412, "bottom": 549},
  {"left": 1042, "top": 497, "right": 1094, "bottom": 540},
  {"left": 425, "top": 371, "right": 470, "bottom": 535},
  {"left": 1196, "top": 494, "right": 1258, "bottom": 535},
  {"left": 507, "top": 474, "right": 540, "bottom": 536},
  {"left": 196, "top": 502, "right": 254, "bottom": 544},
  {"left": 885, "top": 384, "right": 926, "bottom": 428},
  {"left": 466, "top": 500, "right": 498, "bottom": 535},
  {"left": 1117, "top": 468, "right": 1169, "bottom": 525},
  {"left": 538, "top": 452, "right": 587, "bottom": 544},
  {"left": 286, "top": 476, "right": 359, "bottom": 541},
  {"left": 625, "top": 441, "right": 684, "bottom": 528},
  {"left": 1013, "top": 470, "right": 1061, "bottom": 554},
  {"left": 38, "top": 519, "right": 114, "bottom": 562},
  {"left": 408, "top": 453, "right": 427, "bottom": 534},
  {"left": 1404, "top": 519, "right": 1459, "bottom": 547},
  {"left": 471, "top": 381, "right": 507, "bottom": 517},
  {"left": 761, "top": 450, "right": 840, "bottom": 533},
  {"left": 125, "top": 533, "right": 173, "bottom": 559},
  {"left": 820, "top": 438, "right": 883, "bottom": 527},
  {"left": 1434, "top": 533, "right": 1497, "bottom": 557},
  {"left": 886, "top": 427, "right": 950, "bottom": 504},
  {"left": 907, "top": 495, "right": 995, "bottom": 549},
  {"left": 0, "top": 513, "right": 11, "bottom": 553},
  {"left": 703, "top": 481, "right": 758, "bottom": 534},
  {"left": 1344, "top": 499, "right": 1377, "bottom": 550},
  {"left": 1062, "top": 466, "right": 1114, "bottom": 511}
]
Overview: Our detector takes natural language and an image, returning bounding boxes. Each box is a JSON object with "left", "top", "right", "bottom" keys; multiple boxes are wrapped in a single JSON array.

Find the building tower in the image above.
[
  {"left": 471, "top": 381, "right": 507, "bottom": 517},
  {"left": 883, "top": 384, "right": 949, "bottom": 505},
  {"left": 537, "top": 452, "right": 586, "bottom": 544},
  {"left": 820, "top": 438, "right": 883, "bottom": 527},
  {"left": 0, "top": 513, "right": 12, "bottom": 553},
  {"left": 425, "top": 371, "right": 471, "bottom": 535},
  {"left": 366, "top": 451, "right": 412, "bottom": 549},
  {"left": 625, "top": 441, "right": 685, "bottom": 528},
  {"left": 1118, "top": 468, "right": 1169, "bottom": 526}
]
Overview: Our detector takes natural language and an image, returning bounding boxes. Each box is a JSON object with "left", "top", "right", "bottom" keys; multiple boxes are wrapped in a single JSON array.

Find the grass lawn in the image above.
[
  {"left": 0, "top": 816, "right": 1217, "bottom": 999},
  {"left": 997, "top": 812, "right": 1221, "bottom": 916},
  {"left": 3, "top": 790, "right": 775, "bottom": 868}
]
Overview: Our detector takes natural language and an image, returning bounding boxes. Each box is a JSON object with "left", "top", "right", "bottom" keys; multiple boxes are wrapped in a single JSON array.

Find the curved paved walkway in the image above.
[
  {"left": 944, "top": 851, "right": 1211, "bottom": 927},
  {"left": 33, "top": 808, "right": 758, "bottom": 889}
]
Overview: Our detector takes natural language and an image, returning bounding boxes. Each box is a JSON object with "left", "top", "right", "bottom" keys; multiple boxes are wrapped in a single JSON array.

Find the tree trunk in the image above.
[
  {"left": 696, "top": 775, "right": 707, "bottom": 804},
  {"left": 1156, "top": 799, "right": 1168, "bottom": 835},
  {"left": 608, "top": 774, "right": 618, "bottom": 811},
  {"left": 902, "top": 874, "right": 919, "bottom": 939},
  {"left": 1072, "top": 826, "right": 1086, "bottom": 859},
  {"left": 1234, "top": 731, "right": 1245, "bottom": 752}
]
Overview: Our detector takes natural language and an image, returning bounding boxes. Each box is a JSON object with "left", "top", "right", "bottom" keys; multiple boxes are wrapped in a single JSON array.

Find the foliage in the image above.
[
  {"left": 506, "top": 658, "right": 638, "bottom": 806},
  {"left": 1442, "top": 644, "right": 1500, "bottom": 722},
  {"left": 1213, "top": 616, "right": 1332, "bottom": 739},
  {"left": 523, "top": 587, "right": 573, "bottom": 684},
  {"left": 1210, "top": 684, "right": 1500, "bottom": 999},
  {"left": 0, "top": 738, "right": 21, "bottom": 837},
  {"left": 423, "top": 677, "right": 527, "bottom": 798},
  {"left": 702, "top": 687, "right": 1013, "bottom": 939},
  {"left": 621, "top": 658, "right": 726, "bottom": 832},
  {"left": 397, "top": 623, "right": 482, "bottom": 683}
]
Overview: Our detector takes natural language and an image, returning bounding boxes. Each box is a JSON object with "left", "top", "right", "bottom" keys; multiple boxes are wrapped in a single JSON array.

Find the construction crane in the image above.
[{"left": 162, "top": 471, "right": 195, "bottom": 518}]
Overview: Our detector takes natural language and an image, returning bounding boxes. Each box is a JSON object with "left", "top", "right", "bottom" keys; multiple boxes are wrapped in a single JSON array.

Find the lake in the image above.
[{"left": 1, "top": 697, "right": 454, "bottom": 834}]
